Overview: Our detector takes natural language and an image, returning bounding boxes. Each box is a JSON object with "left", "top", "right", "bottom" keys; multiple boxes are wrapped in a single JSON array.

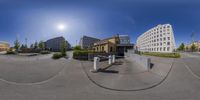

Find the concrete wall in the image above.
[{"left": 125, "top": 50, "right": 151, "bottom": 71}]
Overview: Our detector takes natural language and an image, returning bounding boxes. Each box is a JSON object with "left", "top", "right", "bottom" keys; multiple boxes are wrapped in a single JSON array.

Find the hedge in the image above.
[
  {"left": 52, "top": 53, "right": 63, "bottom": 59},
  {"left": 141, "top": 52, "right": 181, "bottom": 58}
]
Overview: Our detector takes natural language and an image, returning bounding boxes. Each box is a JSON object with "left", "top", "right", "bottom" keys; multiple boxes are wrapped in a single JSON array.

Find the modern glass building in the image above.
[{"left": 136, "top": 24, "right": 176, "bottom": 52}]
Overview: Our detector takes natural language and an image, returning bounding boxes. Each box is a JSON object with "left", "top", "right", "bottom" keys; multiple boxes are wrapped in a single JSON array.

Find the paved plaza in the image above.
[{"left": 0, "top": 52, "right": 200, "bottom": 100}]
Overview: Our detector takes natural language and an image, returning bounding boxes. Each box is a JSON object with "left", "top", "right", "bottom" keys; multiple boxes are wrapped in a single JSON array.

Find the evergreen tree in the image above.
[
  {"left": 14, "top": 38, "right": 20, "bottom": 52},
  {"left": 30, "top": 44, "right": 34, "bottom": 49},
  {"left": 177, "top": 43, "right": 185, "bottom": 51},
  {"left": 38, "top": 41, "right": 45, "bottom": 50},
  {"left": 34, "top": 41, "right": 38, "bottom": 49},
  {"left": 191, "top": 43, "right": 196, "bottom": 52},
  {"left": 60, "top": 41, "right": 67, "bottom": 56}
]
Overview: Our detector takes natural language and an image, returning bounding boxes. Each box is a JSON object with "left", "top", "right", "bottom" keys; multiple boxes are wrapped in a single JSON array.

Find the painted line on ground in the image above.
[{"left": 0, "top": 60, "right": 67, "bottom": 85}]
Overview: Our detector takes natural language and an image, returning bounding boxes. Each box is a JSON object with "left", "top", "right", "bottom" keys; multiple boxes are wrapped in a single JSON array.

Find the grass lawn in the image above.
[{"left": 141, "top": 52, "right": 181, "bottom": 58}]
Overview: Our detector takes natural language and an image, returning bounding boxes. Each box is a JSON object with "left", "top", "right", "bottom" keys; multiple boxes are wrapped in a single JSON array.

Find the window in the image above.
[
  {"left": 160, "top": 47, "right": 162, "bottom": 51},
  {"left": 163, "top": 47, "right": 166, "bottom": 51},
  {"left": 163, "top": 37, "right": 166, "bottom": 41},
  {"left": 160, "top": 38, "right": 162, "bottom": 41},
  {"left": 167, "top": 47, "right": 170, "bottom": 51},
  {"left": 167, "top": 42, "right": 170, "bottom": 45},
  {"left": 110, "top": 47, "right": 113, "bottom": 52},
  {"left": 168, "top": 37, "right": 170, "bottom": 40},
  {"left": 102, "top": 46, "right": 104, "bottom": 51},
  {"left": 160, "top": 43, "right": 162, "bottom": 46}
]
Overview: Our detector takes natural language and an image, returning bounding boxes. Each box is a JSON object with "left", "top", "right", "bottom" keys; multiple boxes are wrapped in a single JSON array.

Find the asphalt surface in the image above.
[{"left": 0, "top": 52, "right": 200, "bottom": 100}]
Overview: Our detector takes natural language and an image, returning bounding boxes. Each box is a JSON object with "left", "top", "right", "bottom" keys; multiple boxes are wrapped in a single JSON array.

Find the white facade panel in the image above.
[{"left": 136, "top": 24, "right": 176, "bottom": 53}]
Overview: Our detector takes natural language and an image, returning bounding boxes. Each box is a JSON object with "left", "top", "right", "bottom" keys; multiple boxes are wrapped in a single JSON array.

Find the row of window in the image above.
[
  {"left": 138, "top": 37, "right": 171, "bottom": 47},
  {"left": 140, "top": 47, "right": 171, "bottom": 52},
  {"left": 139, "top": 32, "right": 171, "bottom": 43}
]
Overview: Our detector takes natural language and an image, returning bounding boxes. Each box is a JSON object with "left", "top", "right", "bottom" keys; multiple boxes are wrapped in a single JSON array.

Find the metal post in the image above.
[
  {"left": 93, "top": 57, "right": 100, "bottom": 72},
  {"left": 108, "top": 55, "right": 112, "bottom": 65},
  {"left": 112, "top": 55, "right": 115, "bottom": 63}
]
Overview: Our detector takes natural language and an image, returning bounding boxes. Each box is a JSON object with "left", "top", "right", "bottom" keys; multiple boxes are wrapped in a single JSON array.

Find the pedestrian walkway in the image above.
[{"left": 81, "top": 56, "right": 174, "bottom": 91}]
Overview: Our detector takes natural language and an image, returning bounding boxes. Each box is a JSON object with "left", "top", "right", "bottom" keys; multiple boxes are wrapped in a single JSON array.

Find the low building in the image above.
[
  {"left": 185, "top": 41, "right": 200, "bottom": 51},
  {"left": 93, "top": 35, "right": 120, "bottom": 53},
  {"left": 0, "top": 41, "right": 10, "bottom": 51},
  {"left": 79, "top": 35, "right": 100, "bottom": 49},
  {"left": 45, "top": 36, "right": 71, "bottom": 52}
]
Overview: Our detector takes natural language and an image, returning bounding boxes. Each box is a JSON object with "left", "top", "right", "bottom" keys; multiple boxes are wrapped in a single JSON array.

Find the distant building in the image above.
[
  {"left": 117, "top": 35, "right": 134, "bottom": 55},
  {"left": 0, "top": 41, "right": 10, "bottom": 51},
  {"left": 45, "top": 36, "right": 71, "bottom": 52},
  {"left": 93, "top": 34, "right": 134, "bottom": 55},
  {"left": 185, "top": 41, "right": 200, "bottom": 52},
  {"left": 93, "top": 35, "right": 120, "bottom": 53},
  {"left": 119, "top": 35, "right": 130, "bottom": 44},
  {"left": 136, "top": 24, "right": 176, "bottom": 53},
  {"left": 79, "top": 35, "right": 100, "bottom": 49}
]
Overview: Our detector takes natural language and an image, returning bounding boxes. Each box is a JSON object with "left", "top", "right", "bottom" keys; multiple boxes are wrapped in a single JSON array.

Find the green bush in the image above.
[
  {"left": 73, "top": 46, "right": 81, "bottom": 50},
  {"left": 52, "top": 53, "right": 63, "bottom": 59},
  {"left": 40, "top": 50, "right": 50, "bottom": 54},
  {"left": 73, "top": 50, "right": 88, "bottom": 56},
  {"left": 6, "top": 51, "right": 16, "bottom": 54},
  {"left": 141, "top": 52, "right": 181, "bottom": 58}
]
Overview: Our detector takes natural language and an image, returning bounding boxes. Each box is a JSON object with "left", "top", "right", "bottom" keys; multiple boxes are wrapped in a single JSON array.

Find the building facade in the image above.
[
  {"left": 117, "top": 35, "right": 134, "bottom": 55},
  {"left": 93, "top": 36, "right": 120, "bottom": 53},
  {"left": 45, "top": 36, "right": 71, "bottom": 52},
  {"left": 79, "top": 35, "right": 100, "bottom": 49},
  {"left": 0, "top": 41, "right": 10, "bottom": 51},
  {"left": 136, "top": 24, "right": 176, "bottom": 53},
  {"left": 119, "top": 35, "right": 131, "bottom": 44},
  {"left": 185, "top": 41, "right": 200, "bottom": 52}
]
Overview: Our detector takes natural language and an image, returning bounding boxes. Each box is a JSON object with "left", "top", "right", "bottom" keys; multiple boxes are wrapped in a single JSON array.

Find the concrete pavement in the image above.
[{"left": 0, "top": 53, "right": 200, "bottom": 100}]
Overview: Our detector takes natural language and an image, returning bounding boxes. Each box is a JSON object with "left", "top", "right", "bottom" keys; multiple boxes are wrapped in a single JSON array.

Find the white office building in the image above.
[{"left": 136, "top": 24, "right": 176, "bottom": 52}]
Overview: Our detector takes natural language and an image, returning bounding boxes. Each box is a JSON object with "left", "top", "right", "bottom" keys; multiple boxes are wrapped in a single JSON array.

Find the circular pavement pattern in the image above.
[{"left": 0, "top": 54, "right": 66, "bottom": 84}]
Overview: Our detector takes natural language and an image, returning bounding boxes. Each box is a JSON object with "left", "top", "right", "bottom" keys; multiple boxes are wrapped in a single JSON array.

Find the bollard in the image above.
[
  {"left": 93, "top": 57, "right": 100, "bottom": 72},
  {"left": 112, "top": 55, "right": 115, "bottom": 63},
  {"left": 108, "top": 55, "right": 112, "bottom": 65}
]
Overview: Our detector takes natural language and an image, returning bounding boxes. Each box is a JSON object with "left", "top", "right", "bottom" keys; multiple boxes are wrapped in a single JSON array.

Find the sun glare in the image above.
[{"left": 57, "top": 24, "right": 66, "bottom": 31}]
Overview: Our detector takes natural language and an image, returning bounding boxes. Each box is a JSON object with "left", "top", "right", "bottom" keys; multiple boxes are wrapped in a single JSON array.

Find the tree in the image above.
[
  {"left": 177, "top": 43, "right": 185, "bottom": 51},
  {"left": 34, "top": 41, "right": 38, "bottom": 49},
  {"left": 74, "top": 45, "right": 81, "bottom": 50},
  {"left": 14, "top": 38, "right": 20, "bottom": 52},
  {"left": 20, "top": 44, "right": 25, "bottom": 50},
  {"left": 60, "top": 41, "right": 67, "bottom": 56},
  {"left": 38, "top": 41, "right": 45, "bottom": 50},
  {"left": 30, "top": 44, "right": 34, "bottom": 49},
  {"left": 191, "top": 43, "right": 196, "bottom": 52}
]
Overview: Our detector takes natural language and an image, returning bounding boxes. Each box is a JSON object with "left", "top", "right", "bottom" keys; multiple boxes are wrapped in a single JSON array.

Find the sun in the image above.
[{"left": 57, "top": 23, "right": 66, "bottom": 31}]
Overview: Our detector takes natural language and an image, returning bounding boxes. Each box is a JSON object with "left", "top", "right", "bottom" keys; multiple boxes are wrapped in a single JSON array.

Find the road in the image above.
[{"left": 0, "top": 52, "right": 200, "bottom": 100}]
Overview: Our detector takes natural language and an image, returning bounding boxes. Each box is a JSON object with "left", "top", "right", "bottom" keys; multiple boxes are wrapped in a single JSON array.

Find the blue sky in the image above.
[{"left": 0, "top": 0, "right": 200, "bottom": 47}]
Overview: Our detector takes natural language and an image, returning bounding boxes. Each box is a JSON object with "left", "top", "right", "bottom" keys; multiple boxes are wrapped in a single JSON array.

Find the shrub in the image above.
[
  {"left": 141, "top": 52, "right": 181, "bottom": 58},
  {"left": 73, "top": 46, "right": 81, "bottom": 50},
  {"left": 73, "top": 50, "right": 89, "bottom": 60},
  {"left": 52, "top": 53, "right": 63, "bottom": 59},
  {"left": 6, "top": 51, "right": 16, "bottom": 54},
  {"left": 40, "top": 50, "right": 50, "bottom": 54}
]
